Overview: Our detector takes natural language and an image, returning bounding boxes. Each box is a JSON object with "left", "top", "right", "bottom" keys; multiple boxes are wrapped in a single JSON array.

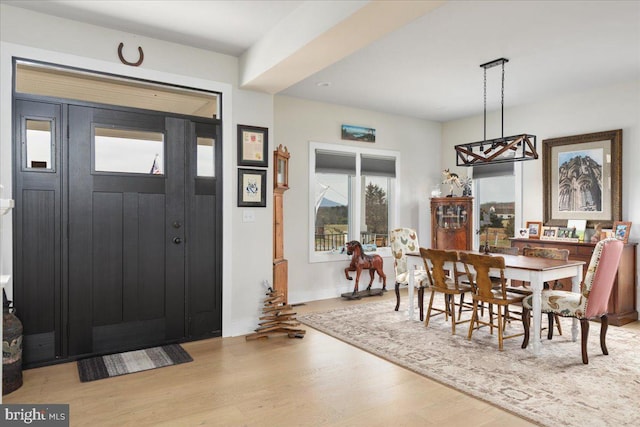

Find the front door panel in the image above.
[{"left": 68, "top": 106, "right": 185, "bottom": 356}]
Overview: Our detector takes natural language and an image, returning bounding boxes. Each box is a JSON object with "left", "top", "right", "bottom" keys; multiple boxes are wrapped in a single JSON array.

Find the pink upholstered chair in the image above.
[{"left": 521, "top": 238, "right": 624, "bottom": 364}]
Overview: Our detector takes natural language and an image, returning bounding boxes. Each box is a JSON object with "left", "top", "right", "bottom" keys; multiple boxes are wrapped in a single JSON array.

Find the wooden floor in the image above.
[{"left": 3, "top": 289, "right": 638, "bottom": 426}]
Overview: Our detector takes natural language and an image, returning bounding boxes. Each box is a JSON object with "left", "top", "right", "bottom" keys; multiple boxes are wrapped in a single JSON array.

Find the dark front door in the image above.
[
  {"left": 15, "top": 99, "right": 222, "bottom": 366},
  {"left": 67, "top": 106, "right": 187, "bottom": 355}
]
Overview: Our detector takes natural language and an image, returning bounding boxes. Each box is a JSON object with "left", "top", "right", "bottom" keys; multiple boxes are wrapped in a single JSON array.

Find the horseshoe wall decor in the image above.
[{"left": 118, "top": 42, "right": 144, "bottom": 66}]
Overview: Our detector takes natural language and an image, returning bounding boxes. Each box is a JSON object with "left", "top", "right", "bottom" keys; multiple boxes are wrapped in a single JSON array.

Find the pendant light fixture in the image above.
[{"left": 455, "top": 58, "right": 537, "bottom": 166}]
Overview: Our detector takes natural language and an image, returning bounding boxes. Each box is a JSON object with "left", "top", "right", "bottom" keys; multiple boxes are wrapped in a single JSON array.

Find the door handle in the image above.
[{"left": 173, "top": 237, "right": 182, "bottom": 244}]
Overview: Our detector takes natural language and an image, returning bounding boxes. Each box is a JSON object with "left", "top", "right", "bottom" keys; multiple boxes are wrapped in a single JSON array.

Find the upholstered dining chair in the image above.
[
  {"left": 390, "top": 228, "right": 428, "bottom": 320},
  {"left": 459, "top": 252, "right": 526, "bottom": 351},
  {"left": 420, "top": 248, "right": 472, "bottom": 335},
  {"left": 512, "top": 247, "right": 571, "bottom": 337},
  {"left": 521, "top": 238, "right": 624, "bottom": 364}
]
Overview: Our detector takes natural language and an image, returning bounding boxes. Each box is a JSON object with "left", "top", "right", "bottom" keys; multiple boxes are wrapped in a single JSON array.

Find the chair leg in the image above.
[
  {"left": 580, "top": 318, "right": 590, "bottom": 364},
  {"left": 488, "top": 303, "right": 494, "bottom": 335},
  {"left": 600, "top": 314, "right": 609, "bottom": 356},
  {"left": 467, "top": 301, "right": 478, "bottom": 340},
  {"left": 458, "top": 293, "right": 464, "bottom": 320},
  {"left": 497, "top": 305, "right": 504, "bottom": 351},
  {"left": 425, "top": 290, "right": 436, "bottom": 327},
  {"left": 521, "top": 308, "right": 530, "bottom": 349},
  {"left": 449, "top": 294, "right": 457, "bottom": 335},
  {"left": 554, "top": 314, "right": 563, "bottom": 336},
  {"left": 547, "top": 312, "right": 554, "bottom": 340},
  {"left": 394, "top": 282, "right": 400, "bottom": 311},
  {"left": 418, "top": 287, "right": 425, "bottom": 322}
]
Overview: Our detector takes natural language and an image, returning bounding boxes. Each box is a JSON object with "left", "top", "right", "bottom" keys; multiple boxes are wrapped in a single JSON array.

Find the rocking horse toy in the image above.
[{"left": 344, "top": 240, "right": 386, "bottom": 296}]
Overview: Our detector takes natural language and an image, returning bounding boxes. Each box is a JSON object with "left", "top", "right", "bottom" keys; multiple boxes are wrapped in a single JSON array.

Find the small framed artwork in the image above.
[
  {"left": 556, "top": 227, "right": 574, "bottom": 238},
  {"left": 526, "top": 221, "right": 542, "bottom": 239},
  {"left": 541, "top": 226, "right": 558, "bottom": 239},
  {"left": 517, "top": 228, "right": 529, "bottom": 239},
  {"left": 341, "top": 124, "right": 376, "bottom": 143},
  {"left": 237, "top": 124, "right": 268, "bottom": 167},
  {"left": 612, "top": 221, "right": 631, "bottom": 244},
  {"left": 238, "top": 168, "right": 267, "bottom": 207}
]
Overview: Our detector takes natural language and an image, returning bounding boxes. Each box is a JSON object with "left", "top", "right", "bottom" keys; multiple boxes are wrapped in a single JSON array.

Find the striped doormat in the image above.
[{"left": 77, "top": 344, "right": 193, "bottom": 382}]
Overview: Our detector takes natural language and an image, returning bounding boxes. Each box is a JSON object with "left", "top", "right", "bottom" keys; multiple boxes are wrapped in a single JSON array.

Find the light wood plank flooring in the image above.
[{"left": 3, "top": 290, "right": 638, "bottom": 426}]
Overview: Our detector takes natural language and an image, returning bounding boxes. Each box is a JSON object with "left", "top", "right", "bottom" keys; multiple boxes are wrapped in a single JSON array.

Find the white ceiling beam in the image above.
[{"left": 239, "top": 0, "right": 446, "bottom": 94}]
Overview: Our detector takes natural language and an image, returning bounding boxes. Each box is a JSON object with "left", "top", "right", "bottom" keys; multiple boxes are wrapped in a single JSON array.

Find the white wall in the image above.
[
  {"left": 274, "top": 95, "right": 441, "bottom": 304},
  {"left": 442, "top": 79, "right": 640, "bottom": 306},
  {"left": 0, "top": 4, "right": 274, "bottom": 337}
]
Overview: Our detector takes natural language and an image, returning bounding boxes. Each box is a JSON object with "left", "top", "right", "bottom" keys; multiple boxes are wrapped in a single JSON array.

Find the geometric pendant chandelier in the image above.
[{"left": 455, "top": 58, "right": 537, "bottom": 166}]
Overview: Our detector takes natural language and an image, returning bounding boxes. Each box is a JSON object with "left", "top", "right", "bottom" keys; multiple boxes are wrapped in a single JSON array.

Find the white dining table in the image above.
[{"left": 406, "top": 251, "right": 585, "bottom": 355}]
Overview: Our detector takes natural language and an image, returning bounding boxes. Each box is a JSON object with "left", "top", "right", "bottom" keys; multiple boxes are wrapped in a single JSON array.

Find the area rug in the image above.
[
  {"left": 77, "top": 344, "right": 193, "bottom": 382},
  {"left": 298, "top": 301, "right": 640, "bottom": 427}
]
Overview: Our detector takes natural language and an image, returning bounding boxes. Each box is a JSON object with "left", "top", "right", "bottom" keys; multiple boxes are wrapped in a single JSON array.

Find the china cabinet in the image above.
[{"left": 430, "top": 197, "right": 473, "bottom": 250}]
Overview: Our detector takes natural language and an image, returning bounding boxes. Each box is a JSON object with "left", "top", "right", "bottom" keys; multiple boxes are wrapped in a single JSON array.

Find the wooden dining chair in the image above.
[
  {"left": 460, "top": 245, "right": 517, "bottom": 318},
  {"left": 420, "top": 248, "right": 472, "bottom": 335},
  {"left": 459, "top": 252, "right": 526, "bottom": 351},
  {"left": 521, "top": 238, "right": 624, "bottom": 364}
]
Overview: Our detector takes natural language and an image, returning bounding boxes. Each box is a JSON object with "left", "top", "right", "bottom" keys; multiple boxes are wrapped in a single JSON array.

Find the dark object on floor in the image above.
[
  {"left": 3, "top": 289, "right": 23, "bottom": 395},
  {"left": 340, "top": 288, "right": 385, "bottom": 300},
  {"left": 77, "top": 344, "right": 193, "bottom": 382}
]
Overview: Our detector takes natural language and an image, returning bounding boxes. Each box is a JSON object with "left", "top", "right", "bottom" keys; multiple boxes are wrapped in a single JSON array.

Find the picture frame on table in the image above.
[
  {"left": 541, "top": 226, "right": 558, "bottom": 239},
  {"left": 612, "top": 221, "right": 631, "bottom": 244},
  {"left": 517, "top": 228, "right": 529, "bottom": 239},
  {"left": 237, "top": 124, "right": 268, "bottom": 167},
  {"left": 237, "top": 168, "right": 267, "bottom": 207},
  {"left": 526, "top": 221, "right": 542, "bottom": 239},
  {"left": 543, "top": 129, "right": 622, "bottom": 229}
]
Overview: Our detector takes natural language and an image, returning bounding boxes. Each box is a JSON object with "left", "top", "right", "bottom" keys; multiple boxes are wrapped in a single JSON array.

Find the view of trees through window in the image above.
[
  {"left": 314, "top": 176, "right": 389, "bottom": 251},
  {"left": 362, "top": 178, "right": 389, "bottom": 247}
]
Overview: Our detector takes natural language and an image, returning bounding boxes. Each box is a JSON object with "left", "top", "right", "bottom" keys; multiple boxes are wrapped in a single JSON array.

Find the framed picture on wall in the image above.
[
  {"left": 238, "top": 168, "right": 266, "bottom": 207},
  {"left": 543, "top": 129, "right": 622, "bottom": 228},
  {"left": 237, "top": 124, "right": 268, "bottom": 167}
]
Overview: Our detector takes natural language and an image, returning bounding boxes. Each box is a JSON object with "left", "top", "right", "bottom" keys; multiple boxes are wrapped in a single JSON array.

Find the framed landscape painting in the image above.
[{"left": 543, "top": 129, "right": 622, "bottom": 228}]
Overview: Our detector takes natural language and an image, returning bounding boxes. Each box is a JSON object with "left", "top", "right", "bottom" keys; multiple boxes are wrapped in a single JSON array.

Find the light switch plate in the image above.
[{"left": 242, "top": 210, "right": 255, "bottom": 223}]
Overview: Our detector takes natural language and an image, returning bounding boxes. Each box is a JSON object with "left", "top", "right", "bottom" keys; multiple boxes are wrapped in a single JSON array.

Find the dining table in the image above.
[{"left": 406, "top": 250, "right": 585, "bottom": 355}]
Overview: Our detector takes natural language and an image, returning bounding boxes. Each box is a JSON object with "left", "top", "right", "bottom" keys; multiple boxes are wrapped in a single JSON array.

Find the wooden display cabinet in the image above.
[
  {"left": 431, "top": 197, "right": 473, "bottom": 250},
  {"left": 511, "top": 238, "right": 638, "bottom": 326}
]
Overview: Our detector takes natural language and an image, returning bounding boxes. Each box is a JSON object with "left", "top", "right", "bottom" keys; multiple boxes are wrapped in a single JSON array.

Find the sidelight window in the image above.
[{"left": 24, "top": 119, "right": 54, "bottom": 171}]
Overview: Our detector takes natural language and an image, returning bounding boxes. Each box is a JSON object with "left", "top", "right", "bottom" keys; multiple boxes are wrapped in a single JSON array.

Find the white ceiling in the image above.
[{"left": 4, "top": 0, "right": 640, "bottom": 122}]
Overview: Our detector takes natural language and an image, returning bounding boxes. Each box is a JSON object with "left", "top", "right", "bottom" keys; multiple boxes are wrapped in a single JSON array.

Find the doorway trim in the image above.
[{"left": 0, "top": 41, "right": 234, "bottom": 336}]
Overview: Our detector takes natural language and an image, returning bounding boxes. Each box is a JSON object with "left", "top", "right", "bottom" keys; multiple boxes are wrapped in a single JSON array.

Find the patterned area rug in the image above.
[
  {"left": 77, "top": 344, "right": 193, "bottom": 382},
  {"left": 298, "top": 301, "right": 640, "bottom": 427}
]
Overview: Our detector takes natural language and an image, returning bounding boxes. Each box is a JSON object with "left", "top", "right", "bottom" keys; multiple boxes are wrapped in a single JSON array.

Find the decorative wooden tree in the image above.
[{"left": 245, "top": 288, "right": 305, "bottom": 340}]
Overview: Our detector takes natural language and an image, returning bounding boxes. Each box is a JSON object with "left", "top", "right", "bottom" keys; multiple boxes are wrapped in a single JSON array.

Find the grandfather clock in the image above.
[{"left": 273, "top": 145, "right": 290, "bottom": 302}]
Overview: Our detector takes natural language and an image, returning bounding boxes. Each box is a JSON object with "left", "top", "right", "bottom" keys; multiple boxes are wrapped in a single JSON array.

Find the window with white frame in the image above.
[
  {"left": 472, "top": 162, "right": 520, "bottom": 249},
  {"left": 309, "top": 142, "right": 398, "bottom": 262}
]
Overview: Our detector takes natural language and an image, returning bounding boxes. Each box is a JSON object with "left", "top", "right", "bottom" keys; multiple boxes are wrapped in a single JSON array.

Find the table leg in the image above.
[
  {"left": 529, "top": 271, "right": 543, "bottom": 355},
  {"left": 407, "top": 264, "right": 415, "bottom": 321}
]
